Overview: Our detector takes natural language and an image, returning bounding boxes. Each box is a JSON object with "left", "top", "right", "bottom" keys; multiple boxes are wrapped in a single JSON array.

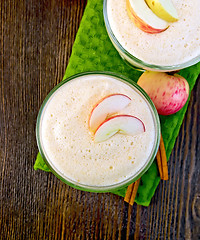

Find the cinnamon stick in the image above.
[
  {"left": 156, "top": 148, "right": 163, "bottom": 179},
  {"left": 124, "top": 178, "right": 141, "bottom": 205},
  {"left": 156, "top": 134, "right": 168, "bottom": 180},
  {"left": 124, "top": 183, "right": 134, "bottom": 203},
  {"left": 160, "top": 135, "right": 168, "bottom": 180}
]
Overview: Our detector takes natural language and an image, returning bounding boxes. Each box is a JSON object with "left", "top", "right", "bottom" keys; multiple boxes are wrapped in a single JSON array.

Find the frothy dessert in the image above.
[
  {"left": 106, "top": 0, "right": 200, "bottom": 66},
  {"left": 38, "top": 73, "right": 159, "bottom": 189}
]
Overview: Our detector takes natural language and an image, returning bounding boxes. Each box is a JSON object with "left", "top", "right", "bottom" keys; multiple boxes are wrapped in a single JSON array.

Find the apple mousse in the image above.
[
  {"left": 39, "top": 73, "right": 158, "bottom": 187},
  {"left": 106, "top": 0, "right": 200, "bottom": 66}
]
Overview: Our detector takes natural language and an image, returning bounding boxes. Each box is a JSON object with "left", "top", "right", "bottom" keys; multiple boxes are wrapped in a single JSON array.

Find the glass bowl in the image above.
[
  {"left": 36, "top": 72, "right": 161, "bottom": 192},
  {"left": 103, "top": 0, "right": 200, "bottom": 72}
]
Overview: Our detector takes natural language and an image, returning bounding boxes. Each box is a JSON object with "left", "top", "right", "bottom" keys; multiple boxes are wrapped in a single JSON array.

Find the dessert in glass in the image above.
[
  {"left": 36, "top": 72, "right": 160, "bottom": 192},
  {"left": 103, "top": 0, "right": 200, "bottom": 71}
]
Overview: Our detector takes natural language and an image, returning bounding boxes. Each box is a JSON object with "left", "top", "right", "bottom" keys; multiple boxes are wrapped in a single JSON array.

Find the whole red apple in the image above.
[{"left": 137, "top": 71, "right": 189, "bottom": 115}]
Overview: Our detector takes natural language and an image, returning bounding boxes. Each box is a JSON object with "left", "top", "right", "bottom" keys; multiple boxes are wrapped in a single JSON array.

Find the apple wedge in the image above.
[
  {"left": 145, "top": 0, "right": 178, "bottom": 22},
  {"left": 126, "top": 0, "right": 169, "bottom": 34},
  {"left": 94, "top": 115, "right": 145, "bottom": 143},
  {"left": 89, "top": 94, "right": 131, "bottom": 132}
]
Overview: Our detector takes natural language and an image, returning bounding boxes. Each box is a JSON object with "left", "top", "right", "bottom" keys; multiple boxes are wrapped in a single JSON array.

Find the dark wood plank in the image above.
[{"left": 0, "top": 0, "right": 199, "bottom": 239}]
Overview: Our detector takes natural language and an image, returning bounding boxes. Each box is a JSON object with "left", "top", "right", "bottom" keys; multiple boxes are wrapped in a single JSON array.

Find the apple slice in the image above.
[
  {"left": 126, "top": 0, "right": 169, "bottom": 34},
  {"left": 89, "top": 94, "right": 131, "bottom": 132},
  {"left": 94, "top": 115, "right": 145, "bottom": 143},
  {"left": 145, "top": 0, "right": 178, "bottom": 22}
]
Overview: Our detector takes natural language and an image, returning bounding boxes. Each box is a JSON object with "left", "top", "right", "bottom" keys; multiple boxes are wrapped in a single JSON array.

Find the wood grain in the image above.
[{"left": 0, "top": 0, "right": 199, "bottom": 239}]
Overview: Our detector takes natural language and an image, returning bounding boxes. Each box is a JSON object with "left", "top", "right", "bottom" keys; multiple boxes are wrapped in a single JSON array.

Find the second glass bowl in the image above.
[{"left": 103, "top": 0, "right": 200, "bottom": 72}]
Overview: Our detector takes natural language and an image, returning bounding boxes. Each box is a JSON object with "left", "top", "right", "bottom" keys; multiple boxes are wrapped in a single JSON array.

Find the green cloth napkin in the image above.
[{"left": 34, "top": 0, "right": 200, "bottom": 206}]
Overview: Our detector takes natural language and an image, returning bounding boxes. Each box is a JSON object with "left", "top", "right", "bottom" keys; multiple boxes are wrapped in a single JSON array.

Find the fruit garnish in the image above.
[
  {"left": 89, "top": 94, "right": 131, "bottom": 132},
  {"left": 126, "top": 0, "right": 168, "bottom": 34},
  {"left": 145, "top": 0, "right": 178, "bottom": 22},
  {"left": 94, "top": 114, "right": 145, "bottom": 143}
]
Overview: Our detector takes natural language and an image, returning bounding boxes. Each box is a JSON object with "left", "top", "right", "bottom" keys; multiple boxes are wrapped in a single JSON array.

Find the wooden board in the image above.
[{"left": 0, "top": 0, "right": 199, "bottom": 239}]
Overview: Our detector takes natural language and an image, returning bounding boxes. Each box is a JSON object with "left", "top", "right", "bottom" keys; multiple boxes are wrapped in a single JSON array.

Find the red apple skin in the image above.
[
  {"left": 94, "top": 114, "right": 146, "bottom": 135},
  {"left": 94, "top": 114, "right": 146, "bottom": 142},
  {"left": 126, "top": 0, "right": 168, "bottom": 34},
  {"left": 88, "top": 93, "right": 131, "bottom": 132},
  {"left": 137, "top": 72, "right": 189, "bottom": 115}
]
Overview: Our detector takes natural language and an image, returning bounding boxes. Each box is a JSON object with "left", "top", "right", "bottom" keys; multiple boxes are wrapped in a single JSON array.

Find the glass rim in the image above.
[
  {"left": 36, "top": 71, "right": 161, "bottom": 192},
  {"left": 103, "top": 0, "right": 200, "bottom": 71}
]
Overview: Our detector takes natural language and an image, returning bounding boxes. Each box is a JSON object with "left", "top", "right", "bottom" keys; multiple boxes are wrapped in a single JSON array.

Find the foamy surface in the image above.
[
  {"left": 107, "top": 0, "right": 200, "bottom": 66},
  {"left": 40, "top": 75, "right": 156, "bottom": 186}
]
